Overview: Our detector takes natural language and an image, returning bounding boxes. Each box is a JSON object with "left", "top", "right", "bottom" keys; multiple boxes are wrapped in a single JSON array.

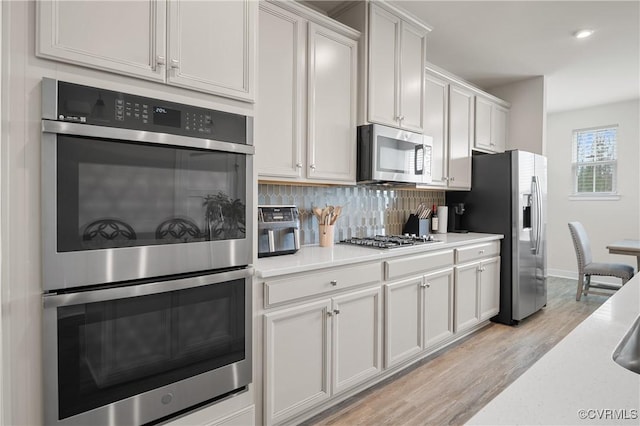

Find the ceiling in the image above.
[{"left": 304, "top": 1, "right": 640, "bottom": 113}]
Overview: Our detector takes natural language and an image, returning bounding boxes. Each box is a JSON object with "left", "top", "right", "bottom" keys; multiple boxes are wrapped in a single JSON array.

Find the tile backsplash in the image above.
[{"left": 258, "top": 183, "right": 445, "bottom": 245}]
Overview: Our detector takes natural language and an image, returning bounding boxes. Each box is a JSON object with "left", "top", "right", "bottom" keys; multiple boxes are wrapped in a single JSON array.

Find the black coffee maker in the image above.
[{"left": 450, "top": 203, "right": 468, "bottom": 233}]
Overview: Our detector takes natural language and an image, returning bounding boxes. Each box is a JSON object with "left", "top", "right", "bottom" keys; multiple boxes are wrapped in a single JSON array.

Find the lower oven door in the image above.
[{"left": 43, "top": 268, "right": 252, "bottom": 426}]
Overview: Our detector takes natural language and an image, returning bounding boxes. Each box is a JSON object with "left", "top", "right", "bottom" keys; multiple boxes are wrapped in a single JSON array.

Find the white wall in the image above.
[
  {"left": 546, "top": 99, "right": 640, "bottom": 280},
  {"left": 488, "top": 76, "right": 546, "bottom": 155}
]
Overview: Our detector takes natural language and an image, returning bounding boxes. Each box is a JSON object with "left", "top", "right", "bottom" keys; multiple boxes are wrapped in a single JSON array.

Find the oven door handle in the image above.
[
  {"left": 43, "top": 267, "right": 253, "bottom": 308},
  {"left": 42, "top": 120, "right": 256, "bottom": 155}
]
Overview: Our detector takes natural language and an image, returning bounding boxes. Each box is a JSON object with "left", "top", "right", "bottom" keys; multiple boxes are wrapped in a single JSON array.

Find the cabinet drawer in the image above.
[
  {"left": 455, "top": 241, "right": 500, "bottom": 264},
  {"left": 265, "top": 262, "right": 381, "bottom": 306},
  {"left": 384, "top": 250, "right": 453, "bottom": 281}
]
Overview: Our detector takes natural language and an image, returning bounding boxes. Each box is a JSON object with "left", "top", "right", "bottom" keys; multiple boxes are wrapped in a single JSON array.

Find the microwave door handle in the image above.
[{"left": 414, "top": 145, "right": 424, "bottom": 175}]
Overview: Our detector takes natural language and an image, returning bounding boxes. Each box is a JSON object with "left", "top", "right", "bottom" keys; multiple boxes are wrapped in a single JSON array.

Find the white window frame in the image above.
[{"left": 570, "top": 125, "right": 620, "bottom": 201}]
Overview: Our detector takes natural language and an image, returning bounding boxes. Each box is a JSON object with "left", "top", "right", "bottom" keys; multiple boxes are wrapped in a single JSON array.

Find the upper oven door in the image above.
[
  {"left": 41, "top": 121, "right": 254, "bottom": 291},
  {"left": 371, "top": 125, "right": 430, "bottom": 184}
]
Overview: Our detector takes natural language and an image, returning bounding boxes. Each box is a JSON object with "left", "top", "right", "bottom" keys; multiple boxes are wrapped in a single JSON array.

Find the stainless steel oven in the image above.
[
  {"left": 43, "top": 269, "right": 252, "bottom": 425},
  {"left": 41, "top": 78, "right": 254, "bottom": 290},
  {"left": 40, "top": 79, "right": 254, "bottom": 425}
]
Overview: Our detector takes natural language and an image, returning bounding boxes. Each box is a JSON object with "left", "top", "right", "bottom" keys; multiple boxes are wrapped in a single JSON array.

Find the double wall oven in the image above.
[{"left": 41, "top": 79, "right": 254, "bottom": 425}]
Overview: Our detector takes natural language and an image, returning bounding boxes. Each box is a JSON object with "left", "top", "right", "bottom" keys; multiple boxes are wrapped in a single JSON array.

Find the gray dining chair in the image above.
[{"left": 568, "top": 221, "right": 634, "bottom": 301}]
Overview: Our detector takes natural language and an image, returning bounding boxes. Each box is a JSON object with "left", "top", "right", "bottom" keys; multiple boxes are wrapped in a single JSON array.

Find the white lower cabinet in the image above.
[
  {"left": 479, "top": 257, "right": 501, "bottom": 321},
  {"left": 264, "top": 287, "right": 381, "bottom": 425},
  {"left": 423, "top": 269, "right": 455, "bottom": 348},
  {"left": 454, "top": 256, "right": 501, "bottom": 332},
  {"left": 385, "top": 268, "right": 454, "bottom": 368}
]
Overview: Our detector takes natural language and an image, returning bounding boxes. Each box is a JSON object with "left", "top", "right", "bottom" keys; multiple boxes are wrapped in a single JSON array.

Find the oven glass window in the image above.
[
  {"left": 376, "top": 136, "right": 424, "bottom": 175},
  {"left": 56, "top": 279, "right": 245, "bottom": 420},
  {"left": 56, "top": 136, "right": 247, "bottom": 252}
]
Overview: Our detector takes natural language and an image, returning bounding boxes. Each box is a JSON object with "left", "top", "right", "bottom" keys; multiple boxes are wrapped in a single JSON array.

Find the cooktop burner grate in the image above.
[{"left": 340, "top": 235, "right": 442, "bottom": 249}]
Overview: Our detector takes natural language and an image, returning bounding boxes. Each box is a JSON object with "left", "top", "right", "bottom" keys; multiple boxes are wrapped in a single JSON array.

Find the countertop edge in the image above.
[{"left": 254, "top": 233, "right": 504, "bottom": 279}]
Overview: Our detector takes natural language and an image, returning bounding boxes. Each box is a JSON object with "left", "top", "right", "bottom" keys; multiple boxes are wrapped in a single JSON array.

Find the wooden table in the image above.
[{"left": 607, "top": 239, "right": 640, "bottom": 270}]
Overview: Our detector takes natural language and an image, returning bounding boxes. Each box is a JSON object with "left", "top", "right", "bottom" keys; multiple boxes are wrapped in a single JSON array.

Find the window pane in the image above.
[
  {"left": 576, "top": 165, "right": 594, "bottom": 193},
  {"left": 594, "top": 164, "right": 614, "bottom": 192}
]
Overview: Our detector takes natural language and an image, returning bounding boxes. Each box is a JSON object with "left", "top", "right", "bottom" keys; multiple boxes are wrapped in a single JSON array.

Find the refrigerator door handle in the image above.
[
  {"left": 533, "top": 176, "right": 542, "bottom": 255},
  {"left": 529, "top": 177, "right": 536, "bottom": 252}
]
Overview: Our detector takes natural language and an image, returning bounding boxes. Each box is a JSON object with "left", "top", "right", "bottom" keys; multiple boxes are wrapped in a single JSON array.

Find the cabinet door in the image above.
[
  {"left": 37, "top": 1, "right": 166, "bottom": 82},
  {"left": 492, "top": 105, "right": 508, "bottom": 153},
  {"left": 384, "top": 276, "right": 423, "bottom": 367},
  {"left": 307, "top": 23, "right": 358, "bottom": 183},
  {"left": 423, "top": 73, "right": 449, "bottom": 187},
  {"left": 398, "top": 21, "right": 426, "bottom": 132},
  {"left": 423, "top": 268, "right": 454, "bottom": 348},
  {"left": 454, "top": 262, "right": 480, "bottom": 332},
  {"left": 256, "top": 3, "right": 305, "bottom": 180},
  {"left": 264, "top": 300, "right": 332, "bottom": 425},
  {"left": 167, "top": 0, "right": 256, "bottom": 101},
  {"left": 368, "top": 3, "right": 400, "bottom": 127},
  {"left": 479, "top": 257, "right": 501, "bottom": 321},
  {"left": 474, "top": 97, "right": 493, "bottom": 151},
  {"left": 332, "top": 287, "right": 382, "bottom": 395},
  {"left": 448, "top": 85, "right": 473, "bottom": 189}
]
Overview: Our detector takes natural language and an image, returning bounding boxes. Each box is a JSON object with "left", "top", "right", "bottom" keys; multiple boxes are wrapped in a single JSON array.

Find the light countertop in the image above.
[
  {"left": 468, "top": 274, "right": 640, "bottom": 425},
  {"left": 254, "top": 232, "right": 503, "bottom": 278}
]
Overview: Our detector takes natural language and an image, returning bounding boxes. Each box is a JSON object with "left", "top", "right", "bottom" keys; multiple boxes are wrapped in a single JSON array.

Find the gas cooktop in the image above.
[{"left": 340, "top": 234, "right": 442, "bottom": 249}]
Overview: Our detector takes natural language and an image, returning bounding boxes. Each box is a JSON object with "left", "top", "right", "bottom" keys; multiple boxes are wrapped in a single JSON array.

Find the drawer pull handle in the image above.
[
  {"left": 330, "top": 280, "right": 338, "bottom": 286},
  {"left": 479, "top": 250, "right": 485, "bottom": 254}
]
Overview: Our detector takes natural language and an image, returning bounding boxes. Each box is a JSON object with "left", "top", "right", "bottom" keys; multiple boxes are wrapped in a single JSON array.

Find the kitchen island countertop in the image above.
[
  {"left": 254, "top": 232, "right": 503, "bottom": 278},
  {"left": 468, "top": 273, "right": 640, "bottom": 425}
]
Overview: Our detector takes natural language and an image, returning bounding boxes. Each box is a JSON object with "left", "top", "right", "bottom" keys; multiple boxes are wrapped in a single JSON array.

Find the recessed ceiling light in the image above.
[{"left": 573, "top": 29, "right": 594, "bottom": 39}]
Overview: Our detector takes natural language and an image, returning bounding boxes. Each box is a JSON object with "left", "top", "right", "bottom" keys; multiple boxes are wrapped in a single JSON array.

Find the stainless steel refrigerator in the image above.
[{"left": 446, "top": 150, "right": 547, "bottom": 325}]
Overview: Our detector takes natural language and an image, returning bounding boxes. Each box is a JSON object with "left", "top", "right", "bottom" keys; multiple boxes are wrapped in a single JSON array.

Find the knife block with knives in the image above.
[{"left": 402, "top": 203, "right": 431, "bottom": 237}]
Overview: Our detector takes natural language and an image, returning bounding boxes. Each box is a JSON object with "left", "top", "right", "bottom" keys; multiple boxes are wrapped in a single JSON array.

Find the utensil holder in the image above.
[
  {"left": 402, "top": 214, "right": 430, "bottom": 237},
  {"left": 319, "top": 224, "right": 335, "bottom": 247}
]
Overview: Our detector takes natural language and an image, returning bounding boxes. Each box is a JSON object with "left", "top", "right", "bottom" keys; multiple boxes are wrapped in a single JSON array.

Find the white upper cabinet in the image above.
[
  {"left": 368, "top": 5, "right": 400, "bottom": 128},
  {"left": 37, "top": 0, "right": 256, "bottom": 102},
  {"left": 334, "top": 2, "right": 429, "bottom": 132},
  {"left": 423, "top": 72, "right": 449, "bottom": 188},
  {"left": 255, "top": 3, "right": 305, "bottom": 179},
  {"left": 474, "top": 97, "right": 493, "bottom": 151},
  {"left": 37, "top": 1, "right": 166, "bottom": 82},
  {"left": 398, "top": 20, "right": 426, "bottom": 132},
  {"left": 256, "top": 2, "right": 359, "bottom": 184},
  {"left": 368, "top": 3, "right": 427, "bottom": 132},
  {"left": 167, "top": 1, "right": 256, "bottom": 101},
  {"left": 448, "top": 84, "right": 474, "bottom": 189},
  {"left": 474, "top": 96, "right": 508, "bottom": 153},
  {"left": 307, "top": 23, "right": 358, "bottom": 182}
]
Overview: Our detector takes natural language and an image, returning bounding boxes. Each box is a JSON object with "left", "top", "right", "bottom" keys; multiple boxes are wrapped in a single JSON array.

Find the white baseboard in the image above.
[{"left": 548, "top": 268, "right": 625, "bottom": 286}]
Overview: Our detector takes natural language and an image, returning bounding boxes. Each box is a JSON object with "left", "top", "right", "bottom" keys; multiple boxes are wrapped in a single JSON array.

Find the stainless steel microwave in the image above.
[{"left": 357, "top": 124, "right": 433, "bottom": 185}]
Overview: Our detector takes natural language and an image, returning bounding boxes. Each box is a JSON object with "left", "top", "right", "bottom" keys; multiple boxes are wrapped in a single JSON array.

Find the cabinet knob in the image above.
[
  {"left": 170, "top": 59, "right": 180, "bottom": 69},
  {"left": 156, "top": 55, "right": 166, "bottom": 66},
  {"left": 296, "top": 163, "right": 302, "bottom": 168},
  {"left": 333, "top": 309, "right": 340, "bottom": 315},
  {"left": 426, "top": 283, "right": 431, "bottom": 288},
  {"left": 450, "top": 177, "right": 455, "bottom": 182},
  {"left": 327, "top": 311, "right": 334, "bottom": 317},
  {"left": 479, "top": 250, "right": 485, "bottom": 254},
  {"left": 330, "top": 280, "right": 338, "bottom": 286},
  {"left": 310, "top": 164, "right": 316, "bottom": 170}
]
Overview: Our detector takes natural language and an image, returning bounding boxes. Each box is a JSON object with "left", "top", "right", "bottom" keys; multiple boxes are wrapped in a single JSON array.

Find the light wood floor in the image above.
[{"left": 303, "top": 277, "right": 610, "bottom": 426}]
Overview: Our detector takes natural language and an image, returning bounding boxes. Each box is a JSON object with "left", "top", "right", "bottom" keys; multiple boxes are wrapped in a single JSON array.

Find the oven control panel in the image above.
[{"left": 52, "top": 80, "right": 249, "bottom": 144}]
